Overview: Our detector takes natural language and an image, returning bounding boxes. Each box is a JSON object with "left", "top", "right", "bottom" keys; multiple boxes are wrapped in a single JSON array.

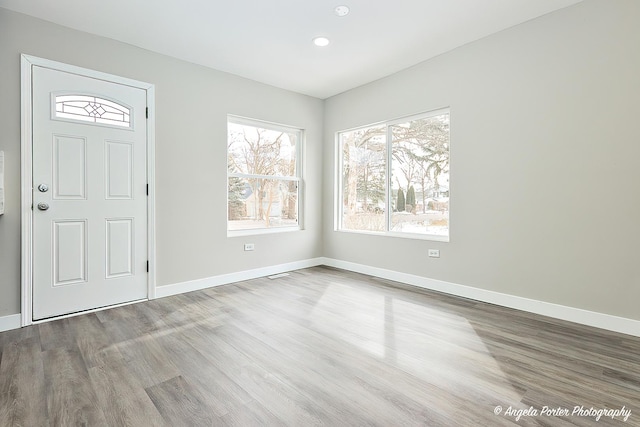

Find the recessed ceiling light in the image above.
[
  {"left": 313, "top": 37, "right": 330, "bottom": 47},
  {"left": 334, "top": 5, "right": 350, "bottom": 17}
]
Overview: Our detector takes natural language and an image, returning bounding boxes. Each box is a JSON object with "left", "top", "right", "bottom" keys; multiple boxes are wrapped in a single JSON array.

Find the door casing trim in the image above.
[{"left": 20, "top": 54, "right": 157, "bottom": 326}]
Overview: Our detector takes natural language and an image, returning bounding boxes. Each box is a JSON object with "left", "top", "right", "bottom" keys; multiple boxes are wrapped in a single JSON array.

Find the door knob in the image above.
[
  {"left": 37, "top": 202, "right": 49, "bottom": 211},
  {"left": 37, "top": 184, "right": 49, "bottom": 192}
]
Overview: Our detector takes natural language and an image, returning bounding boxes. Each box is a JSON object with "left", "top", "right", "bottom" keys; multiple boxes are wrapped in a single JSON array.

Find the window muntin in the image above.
[
  {"left": 339, "top": 109, "right": 450, "bottom": 240},
  {"left": 54, "top": 94, "right": 131, "bottom": 128},
  {"left": 227, "top": 117, "right": 301, "bottom": 233}
]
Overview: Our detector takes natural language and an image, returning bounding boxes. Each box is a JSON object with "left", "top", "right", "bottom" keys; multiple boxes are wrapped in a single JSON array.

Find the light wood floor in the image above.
[{"left": 1, "top": 266, "right": 639, "bottom": 426}]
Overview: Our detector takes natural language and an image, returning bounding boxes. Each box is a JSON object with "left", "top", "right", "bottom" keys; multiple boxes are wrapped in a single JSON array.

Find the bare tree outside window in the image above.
[
  {"left": 227, "top": 117, "right": 301, "bottom": 232},
  {"left": 341, "top": 125, "right": 386, "bottom": 232},
  {"left": 339, "top": 110, "right": 450, "bottom": 239}
]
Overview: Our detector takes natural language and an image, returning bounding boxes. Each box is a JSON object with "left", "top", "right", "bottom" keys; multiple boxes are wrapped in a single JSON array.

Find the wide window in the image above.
[
  {"left": 227, "top": 116, "right": 302, "bottom": 233},
  {"left": 54, "top": 94, "right": 132, "bottom": 128},
  {"left": 338, "top": 109, "right": 450, "bottom": 240}
]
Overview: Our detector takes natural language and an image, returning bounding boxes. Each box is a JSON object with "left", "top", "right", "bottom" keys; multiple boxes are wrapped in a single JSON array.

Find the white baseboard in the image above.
[
  {"left": 155, "top": 257, "right": 325, "bottom": 298},
  {"left": 7, "top": 256, "right": 637, "bottom": 337},
  {"left": 0, "top": 314, "right": 22, "bottom": 332},
  {"left": 320, "top": 257, "right": 640, "bottom": 338}
]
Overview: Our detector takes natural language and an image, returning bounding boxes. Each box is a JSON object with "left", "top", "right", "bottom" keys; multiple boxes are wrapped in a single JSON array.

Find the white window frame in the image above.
[
  {"left": 336, "top": 108, "right": 450, "bottom": 242},
  {"left": 227, "top": 115, "right": 303, "bottom": 237}
]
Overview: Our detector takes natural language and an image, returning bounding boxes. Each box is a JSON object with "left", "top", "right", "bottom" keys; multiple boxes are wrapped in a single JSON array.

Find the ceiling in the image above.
[{"left": 0, "top": 0, "right": 584, "bottom": 99}]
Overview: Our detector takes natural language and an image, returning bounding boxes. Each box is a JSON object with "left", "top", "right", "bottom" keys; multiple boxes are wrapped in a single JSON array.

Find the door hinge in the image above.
[
  {"left": 146, "top": 184, "right": 149, "bottom": 196},
  {"left": 145, "top": 107, "right": 149, "bottom": 119},
  {"left": 147, "top": 261, "right": 149, "bottom": 272}
]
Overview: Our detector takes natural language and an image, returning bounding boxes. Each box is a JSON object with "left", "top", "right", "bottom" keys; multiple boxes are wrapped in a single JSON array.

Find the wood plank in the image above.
[
  {"left": 0, "top": 324, "right": 39, "bottom": 349},
  {"left": 87, "top": 346, "right": 166, "bottom": 426},
  {"left": 218, "top": 399, "right": 284, "bottom": 427},
  {"left": 112, "top": 330, "right": 181, "bottom": 389},
  {"left": 0, "top": 337, "right": 47, "bottom": 427},
  {"left": 38, "top": 318, "right": 75, "bottom": 351},
  {"left": 68, "top": 313, "right": 113, "bottom": 369},
  {"left": 42, "top": 347, "right": 108, "bottom": 426},
  {"left": 156, "top": 330, "right": 254, "bottom": 417},
  {"left": 145, "top": 375, "right": 217, "bottom": 427}
]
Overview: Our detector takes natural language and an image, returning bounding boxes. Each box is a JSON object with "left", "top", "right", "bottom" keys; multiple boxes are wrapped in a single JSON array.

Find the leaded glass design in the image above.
[{"left": 55, "top": 95, "right": 131, "bottom": 128}]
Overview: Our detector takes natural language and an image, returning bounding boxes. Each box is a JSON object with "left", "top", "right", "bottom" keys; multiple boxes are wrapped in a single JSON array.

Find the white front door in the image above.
[{"left": 32, "top": 65, "right": 148, "bottom": 320}]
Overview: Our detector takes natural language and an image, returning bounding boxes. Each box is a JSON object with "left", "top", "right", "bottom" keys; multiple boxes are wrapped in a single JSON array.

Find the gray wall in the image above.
[
  {"left": 2, "top": 1, "right": 639, "bottom": 324},
  {"left": 323, "top": 0, "right": 640, "bottom": 321},
  {"left": 0, "top": 9, "right": 324, "bottom": 317}
]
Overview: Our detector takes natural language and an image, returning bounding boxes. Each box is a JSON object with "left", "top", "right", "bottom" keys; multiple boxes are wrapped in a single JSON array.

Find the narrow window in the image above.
[
  {"left": 227, "top": 116, "right": 302, "bottom": 234},
  {"left": 340, "top": 124, "right": 386, "bottom": 232},
  {"left": 338, "top": 109, "right": 450, "bottom": 241}
]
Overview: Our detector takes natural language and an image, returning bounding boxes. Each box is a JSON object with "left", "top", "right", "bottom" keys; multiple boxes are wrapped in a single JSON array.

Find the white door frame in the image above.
[{"left": 20, "top": 54, "right": 156, "bottom": 326}]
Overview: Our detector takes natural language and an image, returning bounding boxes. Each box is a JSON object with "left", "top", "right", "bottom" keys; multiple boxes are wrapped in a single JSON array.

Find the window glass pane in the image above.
[
  {"left": 54, "top": 95, "right": 131, "bottom": 128},
  {"left": 228, "top": 122, "right": 297, "bottom": 177},
  {"left": 340, "top": 125, "right": 386, "bottom": 232},
  {"left": 228, "top": 177, "right": 298, "bottom": 231},
  {"left": 227, "top": 117, "right": 302, "bottom": 233},
  {"left": 390, "top": 113, "right": 450, "bottom": 237}
]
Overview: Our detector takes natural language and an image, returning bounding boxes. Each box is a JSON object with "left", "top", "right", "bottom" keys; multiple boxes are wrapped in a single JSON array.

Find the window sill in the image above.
[
  {"left": 228, "top": 226, "right": 301, "bottom": 238},
  {"left": 335, "top": 228, "right": 449, "bottom": 243}
]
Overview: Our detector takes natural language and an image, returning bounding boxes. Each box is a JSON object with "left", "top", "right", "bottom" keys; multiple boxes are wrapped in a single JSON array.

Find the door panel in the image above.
[
  {"left": 32, "top": 66, "right": 148, "bottom": 320},
  {"left": 53, "top": 134, "right": 87, "bottom": 199},
  {"left": 105, "top": 141, "right": 134, "bottom": 199},
  {"left": 53, "top": 220, "right": 87, "bottom": 286},
  {"left": 106, "top": 218, "right": 134, "bottom": 278}
]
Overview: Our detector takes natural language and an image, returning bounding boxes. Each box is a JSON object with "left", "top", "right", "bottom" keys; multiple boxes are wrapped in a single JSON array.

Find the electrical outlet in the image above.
[
  {"left": 428, "top": 249, "right": 440, "bottom": 258},
  {"left": 244, "top": 243, "right": 255, "bottom": 251}
]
